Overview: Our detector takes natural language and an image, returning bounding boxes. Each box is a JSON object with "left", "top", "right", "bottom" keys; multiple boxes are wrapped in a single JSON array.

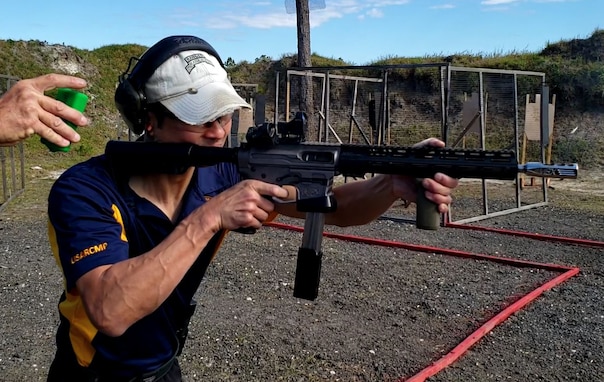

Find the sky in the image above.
[{"left": 0, "top": 0, "right": 601, "bottom": 65}]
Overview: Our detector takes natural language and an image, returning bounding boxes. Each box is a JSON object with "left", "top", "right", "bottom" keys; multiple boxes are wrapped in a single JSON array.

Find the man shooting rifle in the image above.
[{"left": 46, "top": 35, "right": 458, "bottom": 381}]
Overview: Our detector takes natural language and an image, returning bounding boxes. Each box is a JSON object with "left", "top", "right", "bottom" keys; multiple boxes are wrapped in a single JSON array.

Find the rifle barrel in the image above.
[
  {"left": 520, "top": 163, "right": 579, "bottom": 179},
  {"left": 337, "top": 145, "right": 579, "bottom": 180}
]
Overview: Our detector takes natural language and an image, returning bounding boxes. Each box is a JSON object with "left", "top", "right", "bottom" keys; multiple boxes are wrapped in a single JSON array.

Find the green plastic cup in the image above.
[{"left": 41, "top": 88, "right": 89, "bottom": 152}]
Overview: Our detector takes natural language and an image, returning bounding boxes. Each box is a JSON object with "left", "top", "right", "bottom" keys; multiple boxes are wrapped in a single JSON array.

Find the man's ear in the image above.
[{"left": 146, "top": 112, "right": 157, "bottom": 136}]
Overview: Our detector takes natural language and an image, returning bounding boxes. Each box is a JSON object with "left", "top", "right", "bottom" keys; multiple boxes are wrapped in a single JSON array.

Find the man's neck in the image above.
[{"left": 129, "top": 167, "right": 195, "bottom": 222}]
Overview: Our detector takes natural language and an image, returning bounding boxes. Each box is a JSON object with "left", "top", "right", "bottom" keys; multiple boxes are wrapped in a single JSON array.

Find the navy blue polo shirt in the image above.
[{"left": 48, "top": 154, "right": 239, "bottom": 378}]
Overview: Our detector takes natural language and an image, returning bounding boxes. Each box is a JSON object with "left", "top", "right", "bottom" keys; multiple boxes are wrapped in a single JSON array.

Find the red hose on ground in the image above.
[
  {"left": 264, "top": 221, "right": 581, "bottom": 382},
  {"left": 398, "top": 267, "right": 579, "bottom": 382},
  {"left": 266, "top": 222, "right": 578, "bottom": 272},
  {"left": 444, "top": 221, "right": 604, "bottom": 248}
]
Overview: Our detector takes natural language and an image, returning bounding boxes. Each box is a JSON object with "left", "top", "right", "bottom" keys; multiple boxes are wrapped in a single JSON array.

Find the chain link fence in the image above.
[
  {"left": 445, "top": 66, "right": 550, "bottom": 223},
  {"left": 276, "top": 64, "right": 446, "bottom": 146}
]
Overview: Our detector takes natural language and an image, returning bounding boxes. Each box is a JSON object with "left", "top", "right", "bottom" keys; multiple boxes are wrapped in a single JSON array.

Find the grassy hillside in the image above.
[{"left": 0, "top": 30, "right": 602, "bottom": 175}]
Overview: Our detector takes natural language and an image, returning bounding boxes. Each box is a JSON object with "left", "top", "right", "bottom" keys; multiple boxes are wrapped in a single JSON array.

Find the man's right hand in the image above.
[{"left": 205, "top": 179, "right": 289, "bottom": 232}]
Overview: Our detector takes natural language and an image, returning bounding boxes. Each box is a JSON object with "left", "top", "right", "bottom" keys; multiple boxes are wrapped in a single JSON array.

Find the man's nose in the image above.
[{"left": 203, "top": 120, "right": 227, "bottom": 138}]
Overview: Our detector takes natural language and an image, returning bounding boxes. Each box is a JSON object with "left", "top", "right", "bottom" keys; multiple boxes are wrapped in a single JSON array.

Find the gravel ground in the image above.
[{"left": 0, "top": 178, "right": 602, "bottom": 381}]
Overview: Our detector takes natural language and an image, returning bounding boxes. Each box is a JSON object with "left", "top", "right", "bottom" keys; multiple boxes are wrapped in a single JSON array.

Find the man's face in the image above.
[{"left": 151, "top": 112, "right": 233, "bottom": 147}]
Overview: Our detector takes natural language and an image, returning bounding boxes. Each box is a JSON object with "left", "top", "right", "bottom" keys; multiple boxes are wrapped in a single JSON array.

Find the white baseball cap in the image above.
[{"left": 145, "top": 50, "right": 251, "bottom": 125}]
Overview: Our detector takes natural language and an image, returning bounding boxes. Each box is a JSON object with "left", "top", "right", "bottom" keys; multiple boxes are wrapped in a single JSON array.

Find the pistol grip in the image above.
[{"left": 415, "top": 179, "right": 441, "bottom": 230}]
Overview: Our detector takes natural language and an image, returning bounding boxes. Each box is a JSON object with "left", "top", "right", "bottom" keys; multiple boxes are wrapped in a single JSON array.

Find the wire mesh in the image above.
[{"left": 283, "top": 65, "right": 446, "bottom": 146}]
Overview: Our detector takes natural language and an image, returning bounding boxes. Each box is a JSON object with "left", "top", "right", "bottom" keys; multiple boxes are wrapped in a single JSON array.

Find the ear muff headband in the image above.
[{"left": 114, "top": 35, "right": 224, "bottom": 135}]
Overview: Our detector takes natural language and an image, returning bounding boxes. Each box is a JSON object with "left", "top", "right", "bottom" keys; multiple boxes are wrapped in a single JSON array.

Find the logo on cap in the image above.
[{"left": 184, "top": 53, "right": 213, "bottom": 74}]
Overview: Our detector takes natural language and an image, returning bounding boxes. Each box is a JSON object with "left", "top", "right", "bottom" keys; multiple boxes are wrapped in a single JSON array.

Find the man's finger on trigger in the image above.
[
  {"left": 282, "top": 185, "right": 297, "bottom": 200},
  {"left": 255, "top": 182, "right": 288, "bottom": 199},
  {"left": 275, "top": 185, "right": 291, "bottom": 199},
  {"left": 268, "top": 186, "right": 297, "bottom": 205}
]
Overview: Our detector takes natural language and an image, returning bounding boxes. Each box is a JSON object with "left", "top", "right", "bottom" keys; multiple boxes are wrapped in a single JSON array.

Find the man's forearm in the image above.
[
  {"left": 78, "top": 205, "right": 220, "bottom": 336},
  {"left": 326, "top": 175, "right": 400, "bottom": 227}
]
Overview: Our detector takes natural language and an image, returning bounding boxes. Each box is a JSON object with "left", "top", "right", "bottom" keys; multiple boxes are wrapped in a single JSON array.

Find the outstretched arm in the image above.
[{"left": 327, "top": 138, "right": 458, "bottom": 226}]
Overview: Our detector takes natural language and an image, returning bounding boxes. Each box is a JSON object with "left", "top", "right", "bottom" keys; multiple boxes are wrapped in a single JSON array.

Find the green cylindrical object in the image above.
[
  {"left": 41, "top": 88, "right": 89, "bottom": 152},
  {"left": 415, "top": 179, "right": 441, "bottom": 230}
]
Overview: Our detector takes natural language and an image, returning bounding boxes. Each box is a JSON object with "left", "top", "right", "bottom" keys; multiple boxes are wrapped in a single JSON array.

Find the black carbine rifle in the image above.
[{"left": 105, "top": 112, "right": 578, "bottom": 300}]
